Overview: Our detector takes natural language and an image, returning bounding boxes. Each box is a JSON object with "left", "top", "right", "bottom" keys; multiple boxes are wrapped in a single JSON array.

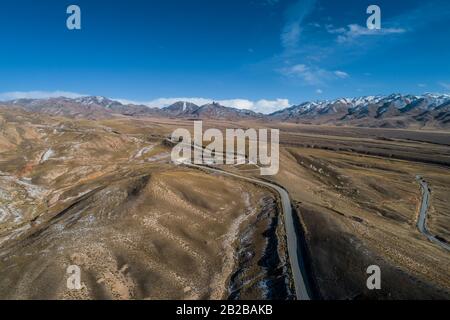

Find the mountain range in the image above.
[{"left": 2, "top": 93, "right": 450, "bottom": 129}]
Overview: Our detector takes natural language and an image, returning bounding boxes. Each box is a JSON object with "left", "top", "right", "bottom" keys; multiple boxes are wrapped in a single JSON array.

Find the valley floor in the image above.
[{"left": 0, "top": 109, "right": 449, "bottom": 299}]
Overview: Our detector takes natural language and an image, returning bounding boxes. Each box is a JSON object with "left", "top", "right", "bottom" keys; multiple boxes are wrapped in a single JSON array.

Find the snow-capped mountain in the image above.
[
  {"left": 74, "top": 96, "right": 116, "bottom": 108},
  {"left": 164, "top": 101, "right": 263, "bottom": 120},
  {"left": 5, "top": 96, "right": 162, "bottom": 119},
  {"left": 163, "top": 101, "right": 201, "bottom": 116},
  {"left": 269, "top": 93, "right": 450, "bottom": 128},
  {"left": 3, "top": 93, "right": 450, "bottom": 128}
]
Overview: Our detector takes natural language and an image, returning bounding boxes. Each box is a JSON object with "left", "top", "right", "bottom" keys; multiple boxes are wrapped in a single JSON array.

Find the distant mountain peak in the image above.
[
  {"left": 270, "top": 93, "right": 450, "bottom": 128},
  {"left": 2, "top": 93, "right": 449, "bottom": 128}
]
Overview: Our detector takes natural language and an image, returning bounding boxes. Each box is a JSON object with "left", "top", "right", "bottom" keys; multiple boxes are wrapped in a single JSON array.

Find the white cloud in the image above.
[
  {"left": 253, "top": 99, "right": 291, "bottom": 114},
  {"left": 112, "top": 98, "right": 146, "bottom": 106},
  {"left": 0, "top": 90, "right": 85, "bottom": 101},
  {"left": 316, "top": 89, "right": 323, "bottom": 94},
  {"left": 0, "top": 91, "right": 290, "bottom": 114},
  {"left": 330, "top": 24, "right": 406, "bottom": 43},
  {"left": 280, "top": 64, "right": 349, "bottom": 85},
  {"left": 418, "top": 83, "right": 427, "bottom": 88},
  {"left": 334, "top": 70, "right": 349, "bottom": 79},
  {"left": 218, "top": 99, "right": 255, "bottom": 110},
  {"left": 116, "top": 97, "right": 290, "bottom": 114}
]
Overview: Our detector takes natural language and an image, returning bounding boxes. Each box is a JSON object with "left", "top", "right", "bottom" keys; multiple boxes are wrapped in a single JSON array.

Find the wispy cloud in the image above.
[
  {"left": 334, "top": 70, "right": 349, "bottom": 79},
  {"left": 325, "top": 24, "right": 346, "bottom": 34},
  {"left": 280, "top": 64, "right": 326, "bottom": 85},
  {"left": 281, "top": 0, "right": 317, "bottom": 51},
  {"left": 280, "top": 64, "right": 350, "bottom": 85},
  {"left": 282, "top": 23, "right": 302, "bottom": 49},
  {"left": 331, "top": 24, "right": 406, "bottom": 43},
  {"left": 0, "top": 90, "right": 86, "bottom": 101}
]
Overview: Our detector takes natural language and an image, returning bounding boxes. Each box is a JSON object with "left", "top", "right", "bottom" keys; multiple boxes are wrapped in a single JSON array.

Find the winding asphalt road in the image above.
[
  {"left": 169, "top": 139, "right": 312, "bottom": 299},
  {"left": 416, "top": 176, "right": 450, "bottom": 251},
  {"left": 171, "top": 138, "right": 450, "bottom": 299},
  {"left": 185, "top": 163, "right": 311, "bottom": 300}
]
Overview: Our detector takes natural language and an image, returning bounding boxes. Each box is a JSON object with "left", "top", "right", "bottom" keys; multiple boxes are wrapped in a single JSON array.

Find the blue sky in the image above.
[{"left": 0, "top": 0, "right": 449, "bottom": 113}]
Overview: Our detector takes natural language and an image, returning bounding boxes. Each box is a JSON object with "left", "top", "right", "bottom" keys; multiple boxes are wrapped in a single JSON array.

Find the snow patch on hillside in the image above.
[{"left": 40, "top": 149, "right": 55, "bottom": 163}]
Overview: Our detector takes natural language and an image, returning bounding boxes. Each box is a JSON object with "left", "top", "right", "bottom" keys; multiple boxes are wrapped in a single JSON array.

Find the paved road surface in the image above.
[
  {"left": 185, "top": 162, "right": 312, "bottom": 300},
  {"left": 416, "top": 176, "right": 450, "bottom": 251},
  {"left": 169, "top": 139, "right": 313, "bottom": 299}
]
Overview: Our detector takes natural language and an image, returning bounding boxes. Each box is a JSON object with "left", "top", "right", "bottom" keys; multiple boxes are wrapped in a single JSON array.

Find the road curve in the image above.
[
  {"left": 184, "top": 162, "right": 312, "bottom": 300},
  {"left": 168, "top": 138, "right": 312, "bottom": 299},
  {"left": 416, "top": 176, "right": 450, "bottom": 251}
]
